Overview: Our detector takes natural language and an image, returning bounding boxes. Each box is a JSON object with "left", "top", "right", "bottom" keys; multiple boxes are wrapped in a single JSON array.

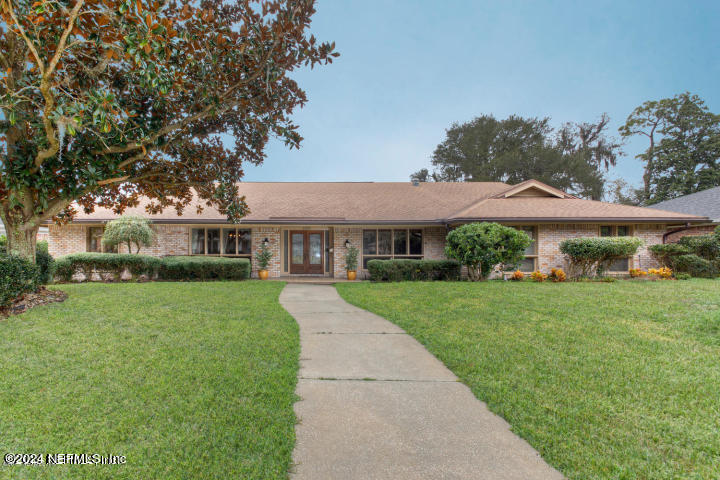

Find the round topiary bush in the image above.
[
  {"left": 102, "top": 215, "right": 154, "bottom": 254},
  {"left": 444, "top": 222, "right": 531, "bottom": 281}
]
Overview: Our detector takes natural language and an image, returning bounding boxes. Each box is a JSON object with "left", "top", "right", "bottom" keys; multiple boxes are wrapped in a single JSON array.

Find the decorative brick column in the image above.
[
  {"left": 333, "top": 227, "right": 362, "bottom": 279},
  {"left": 251, "top": 227, "right": 281, "bottom": 278}
]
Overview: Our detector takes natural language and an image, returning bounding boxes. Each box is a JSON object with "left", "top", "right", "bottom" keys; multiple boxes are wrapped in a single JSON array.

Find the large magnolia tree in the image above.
[{"left": 0, "top": 0, "right": 337, "bottom": 260}]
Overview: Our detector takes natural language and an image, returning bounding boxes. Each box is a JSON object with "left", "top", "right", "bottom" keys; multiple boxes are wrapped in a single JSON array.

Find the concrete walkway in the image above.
[{"left": 279, "top": 284, "right": 564, "bottom": 480}]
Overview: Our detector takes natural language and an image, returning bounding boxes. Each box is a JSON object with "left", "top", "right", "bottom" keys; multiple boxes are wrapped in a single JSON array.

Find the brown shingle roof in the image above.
[
  {"left": 65, "top": 181, "right": 708, "bottom": 224},
  {"left": 448, "top": 197, "right": 707, "bottom": 223}
]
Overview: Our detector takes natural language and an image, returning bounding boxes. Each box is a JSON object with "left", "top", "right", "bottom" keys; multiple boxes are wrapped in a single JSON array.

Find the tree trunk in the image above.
[{"left": 3, "top": 219, "right": 39, "bottom": 262}]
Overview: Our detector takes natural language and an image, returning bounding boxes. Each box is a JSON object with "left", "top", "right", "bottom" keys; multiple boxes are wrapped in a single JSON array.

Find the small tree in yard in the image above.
[
  {"left": 0, "top": 0, "right": 337, "bottom": 262},
  {"left": 102, "top": 215, "right": 154, "bottom": 253},
  {"left": 444, "top": 222, "right": 531, "bottom": 281}
]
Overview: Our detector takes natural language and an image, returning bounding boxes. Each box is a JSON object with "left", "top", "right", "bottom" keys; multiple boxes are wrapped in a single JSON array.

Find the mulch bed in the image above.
[{"left": 0, "top": 287, "right": 68, "bottom": 318}]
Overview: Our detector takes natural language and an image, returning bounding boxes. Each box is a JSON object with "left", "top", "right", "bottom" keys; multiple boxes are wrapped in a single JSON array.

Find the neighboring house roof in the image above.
[
  {"left": 647, "top": 186, "right": 720, "bottom": 223},
  {"left": 59, "top": 180, "right": 707, "bottom": 225}
]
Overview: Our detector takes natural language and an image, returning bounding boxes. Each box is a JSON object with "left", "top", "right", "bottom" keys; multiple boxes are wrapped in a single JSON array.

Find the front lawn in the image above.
[
  {"left": 337, "top": 280, "right": 720, "bottom": 480},
  {"left": 0, "top": 282, "right": 298, "bottom": 480}
]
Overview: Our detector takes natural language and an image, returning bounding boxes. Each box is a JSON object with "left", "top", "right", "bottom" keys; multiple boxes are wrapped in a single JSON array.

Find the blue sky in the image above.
[{"left": 243, "top": 0, "right": 720, "bottom": 188}]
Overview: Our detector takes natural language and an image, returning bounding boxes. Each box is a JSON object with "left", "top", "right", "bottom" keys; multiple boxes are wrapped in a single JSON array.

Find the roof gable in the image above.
[{"left": 495, "top": 179, "right": 575, "bottom": 199}]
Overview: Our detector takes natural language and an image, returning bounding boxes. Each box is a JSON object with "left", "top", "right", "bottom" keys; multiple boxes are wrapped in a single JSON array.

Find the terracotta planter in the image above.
[
  {"left": 347, "top": 270, "right": 357, "bottom": 281},
  {"left": 258, "top": 269, "right": 269, "bottom": 280}
]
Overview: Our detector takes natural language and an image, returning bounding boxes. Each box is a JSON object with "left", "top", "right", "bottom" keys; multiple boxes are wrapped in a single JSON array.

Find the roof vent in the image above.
[{"left": 411, "top": 179, "right": 420, "bottom": 186}]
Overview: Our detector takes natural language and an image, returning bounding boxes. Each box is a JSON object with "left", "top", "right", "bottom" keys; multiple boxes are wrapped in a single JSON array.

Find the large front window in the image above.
[
  {"left": 86, "top": 226, "right": 117, "bottom": 253},
  {"left": 600, "top": 225, "right": 633, "bottom": 272},
  {"left": 362, "top": 229, "right": 423, "bottom": 269},
  {"left": 191, "top": 227, "right": 251, "bottom": 256},
  {"left": 517, "top": 226, "right": 537, "bottom": 272}
]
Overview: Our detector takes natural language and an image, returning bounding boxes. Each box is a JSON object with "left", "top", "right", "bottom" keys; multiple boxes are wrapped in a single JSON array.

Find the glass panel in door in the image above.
[
  {"left": 292, "top": 234, "right": 304, "bottom": 264},
  {"left": 309, "top": 233, "right": 322, "bottom": 265}
]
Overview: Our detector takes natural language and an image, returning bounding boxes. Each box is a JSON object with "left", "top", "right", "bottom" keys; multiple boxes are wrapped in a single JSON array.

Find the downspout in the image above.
[{"left": 662, "top": 223, "right": 692, "bottom": 244}]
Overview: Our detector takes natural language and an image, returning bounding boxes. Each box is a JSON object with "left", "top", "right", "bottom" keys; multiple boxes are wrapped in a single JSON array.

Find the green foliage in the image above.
[
  {"left": 158, "top": 256, "right": 251, "bottom": 281},
  {"left": 344, "top": 245, "right": 359, "bottom": 271},
  {"left": 560, "top": 237, "right": 643, "bottom": 277},
  {"left": 35, "top": 240, "right": 55, "bottom": 284},
  {"left": 445, "top": 223, "right": 531, "bottom": 281},
  {"left": 102, "top": 215, "right": 154, "bottom": 253},
  {"left": 648, "top": 243, "right": 692, "bottom": 269},
  {"left": 54, "top": 253, "right": 161, "bottom": 282},
  {"left": 254, "top": 244, "right": 273, "bottom": 270},
  {"left": 0, "top": 282, "right": 298, "bottom": 478},
  {"left": 0, "top": 255, "right": 40, "bottom": 307},
  {"left": 417, "top": 114, "right": 621, "bottom": 199},
  {"left": 620, "top": 92, "right": 720, "bottom": 204},
  {"left": 336, "top": 280, "right": 720, "bottom": 479},
  {"left": 367, "top": 259, "right": 461, "bottom": 282},
  {"left": 678, "top": 234, "right": 720, "bottom": 261},
  {"left": 675, "top": 273, "right": 692, "bottom": 280},
  {"left": 0, "top": 235, "right": 6, "bottom": 254},
  {"left": 674, "top": 254, "right": 718, "bottom": 278}
]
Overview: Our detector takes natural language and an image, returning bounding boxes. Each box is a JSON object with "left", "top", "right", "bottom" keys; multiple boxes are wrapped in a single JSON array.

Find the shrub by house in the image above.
[
  {"left": 444, "top": 222, "right": 531, "bottom": 281},
  {"left": 560, "top": 237, "right": 643, "bottom": 278}
]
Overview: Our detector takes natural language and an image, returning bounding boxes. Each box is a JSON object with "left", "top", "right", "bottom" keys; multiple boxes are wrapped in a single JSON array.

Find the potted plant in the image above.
[
  {"left": 255, "top": 243, "right": 273, "bottom": 280},
  {"left": 344, "top": 245, "right": 359, "bottom": 280}
]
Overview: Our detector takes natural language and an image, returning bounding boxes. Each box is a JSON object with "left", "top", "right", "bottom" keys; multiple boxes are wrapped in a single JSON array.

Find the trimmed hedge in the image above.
[
  {"left": 0, "top": 255, "right": 40, "bottom": 307},
  {"left": 36, "top": 240, "right": 55, "bottom": 284},
  {"left": 674, "top": 254, "right": 718, "bottom": 278},
  {"left": 648, "top": 243, "right": 691, "bottom": 269},
  {"left": 158, "top": 256, "right": 251, "bottom": 281},
  {"left": 55, "top": 253, "right": 161, "bottom": 282},
  {"left": 560, "top": 237, "right": 643, "bottom": 277},
  {"left": 678, "top": 234, "right": 720, "bottom": 261},
  {"left": 367, "top": 259, "right": 461, "bottom": 282}
]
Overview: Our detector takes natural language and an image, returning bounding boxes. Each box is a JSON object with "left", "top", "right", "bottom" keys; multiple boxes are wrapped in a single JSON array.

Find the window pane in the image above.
[
  {"left": 309, "top": 233, "right": 322, "bottom": 265},
  {"left": 394, "top": 230, "right": 407, "bottom": 255},
  {"left": 363, "top": 256, "right": 391, "bottom": 269},
  {"left": 600, "top": 226, "right": 613, "bottom": 237},
  {"left": 223, "top": 229, "right": 237, "bottom": 255},
  {"left": 517, "top": 257, "right": 535, "bottom": 272},
  {"left": 87, "top": 227, "right": 104, "bottom": 252},
  {"left": 519, "top": 226, "right": 536, "bottom": 255},
  {"left": 283, "top": 230, "right": 289, "bottom": 271},
  {"left": 616, "top": 226, "right": 629, "bottom": 236},
  {"left": 608, "top": 257, "right": 629, "bottom": 272},
  {"left": 292, "top": 234, "right": 304, "bottom": 264},
  {"left": 207, "top": 229, "right": 220, "bottom": 254},
  {"left": 325, "top": 230, "right": 330, "bottom": 273},
  {"left": 378, "top": 230, "right": 392, "bottom": 255},
  {"left": 409, "top": 229, "right": 423, "bottom": 255},
  {"left": 191, "top": 228, "right": 205, "bottom": 254},
  {"left": 238, "top": 229, "right": 252, "bottom": 254},
  {"left": 363, "top": 230, "right": 377, "bottom": 255}
]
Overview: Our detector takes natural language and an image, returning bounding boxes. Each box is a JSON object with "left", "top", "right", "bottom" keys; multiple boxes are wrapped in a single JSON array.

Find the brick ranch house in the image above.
[{"left": 46, "top": 179, "right": 707, "bottom": 278}]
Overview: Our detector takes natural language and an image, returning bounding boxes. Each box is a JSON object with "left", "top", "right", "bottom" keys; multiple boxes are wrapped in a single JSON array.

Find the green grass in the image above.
[
  {"left": 0, "top": 282, "right": 298, "bottom": 480},
  {"left": 336, "top": 280, "right": 720, "bottom": 480}
]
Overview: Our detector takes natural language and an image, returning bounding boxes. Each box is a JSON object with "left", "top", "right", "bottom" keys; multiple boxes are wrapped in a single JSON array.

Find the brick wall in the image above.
[
  {"left": 333, "top": 227, "right": 362, "bottom": 279},
  {"left": 48, "top": 222, "right": 669, "bottom": 277},
  {"left": 537, "top": 224, "right": 598, "bottom": 271},
  {"left": 48, "top": 224, "right": 86, "bottom": 257},
  {"left": 251, "top": 227, "right": 281, "bottom": 278},
  {"left": 664, "top": 225, "right": 717, "bottom": 244},
  {"left": 423, "top": 227, "right": 447, "bottom": 260}
]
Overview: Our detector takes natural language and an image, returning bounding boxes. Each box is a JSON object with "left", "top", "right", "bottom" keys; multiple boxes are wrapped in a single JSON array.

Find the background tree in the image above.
[
  {"left": 102, "top": 215, "right": 153, "bottom": 253},
  {"left": 619, "top": 92, "right": 720, "bottom": 204},
  {"left": 413, "top": 114, "right": 621, "bottom": 199},
  {"left": 604, "top": 179, "right": 643, "bottom": 206},
  {"left": 0, "top": 0, "right": 337, "bottom": 261}
]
